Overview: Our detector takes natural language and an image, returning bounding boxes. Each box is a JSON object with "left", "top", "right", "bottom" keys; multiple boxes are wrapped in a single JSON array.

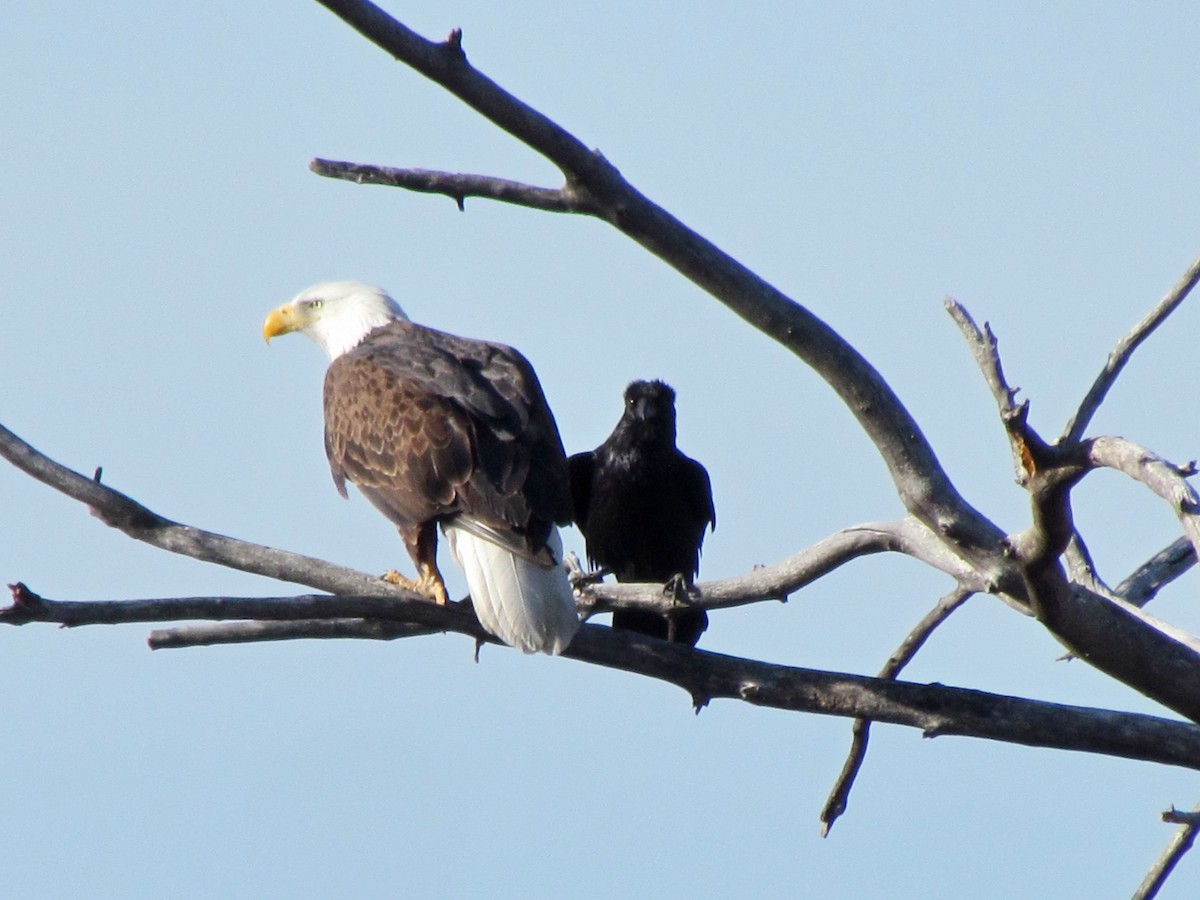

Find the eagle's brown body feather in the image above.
[{"left": 322, "top": 320, "right": 572, "bottom": 594}]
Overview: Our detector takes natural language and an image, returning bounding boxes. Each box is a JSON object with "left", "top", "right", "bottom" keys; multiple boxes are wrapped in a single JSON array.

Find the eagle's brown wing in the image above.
[{"left": 322, "top": 320, "right": 570, "bottom": 557}]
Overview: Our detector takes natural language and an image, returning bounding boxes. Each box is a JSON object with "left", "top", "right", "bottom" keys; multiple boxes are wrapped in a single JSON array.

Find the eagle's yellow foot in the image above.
[{"left": 381, "top": 567, "right": 449, "bottom": 605}]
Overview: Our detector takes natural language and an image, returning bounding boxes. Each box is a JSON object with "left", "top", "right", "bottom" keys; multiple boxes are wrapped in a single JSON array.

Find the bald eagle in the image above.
[
  {"left": 569, "top": 380, "right": 715, "bottom": 645},
  {"left": 263, "top": 281, "right": 579, "bottom": 655}
]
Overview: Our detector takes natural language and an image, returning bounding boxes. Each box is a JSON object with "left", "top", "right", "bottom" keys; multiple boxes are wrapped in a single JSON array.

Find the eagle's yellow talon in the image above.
[{"left": 380, "top": 567, "right": 448, "bottom": 605}]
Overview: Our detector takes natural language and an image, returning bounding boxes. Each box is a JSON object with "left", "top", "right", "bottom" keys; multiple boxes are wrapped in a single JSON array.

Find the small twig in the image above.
[
  {"left": 1163, "top": 806, "right": 1200, "bottom": 827},
  {"left": 944, "top": 299, "right": 1022, "bottom": 416},
  {"left": 944, "top": 298, "right": 1030, "bottom": 485},
  {"left": 820, "top": 586, "right": 974, "bottom": 835},
  {"left": 1065, "top": 251, "right": 1200, "bottom": 444},
  {"left": 1064, "top": 532, "right": 1120, "bottom": 602},
  {"left": 1117, "top": 536, "right": 1198, "bottom": 609},
  {"left": 1133, "top": 799, "right": 1200, "bottom": 900},
  {"left": 309, "top": 159, "right": 601, "bottom": 214}
]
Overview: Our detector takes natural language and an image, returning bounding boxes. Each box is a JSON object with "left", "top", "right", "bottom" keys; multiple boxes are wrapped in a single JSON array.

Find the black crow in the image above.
[{"left": 569, "top": 380, "right": 715, "bottom": 645}]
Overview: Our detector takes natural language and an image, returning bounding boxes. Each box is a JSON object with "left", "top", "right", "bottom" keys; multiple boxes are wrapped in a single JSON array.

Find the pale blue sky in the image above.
[{"left": 3, "top": 3, "right": 1200, "bottom": 897}]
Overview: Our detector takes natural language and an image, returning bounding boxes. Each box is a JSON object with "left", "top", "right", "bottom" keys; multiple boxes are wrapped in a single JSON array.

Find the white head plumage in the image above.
[{"left": 264, "top": 280, "right": 409, "bottom": 360}]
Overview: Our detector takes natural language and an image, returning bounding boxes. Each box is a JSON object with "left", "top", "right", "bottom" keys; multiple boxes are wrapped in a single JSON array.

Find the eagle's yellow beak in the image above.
[{"left": 262, "top": 303, "right": 301, "bottom": 344}]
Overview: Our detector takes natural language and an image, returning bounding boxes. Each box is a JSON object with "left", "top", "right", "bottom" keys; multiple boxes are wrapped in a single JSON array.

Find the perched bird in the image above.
[
  {"left": 263, "top": 280, "right": 579, "bottom": 655},
  {"left": 569, "top": 380, "right": 715, "bottom": 645}
]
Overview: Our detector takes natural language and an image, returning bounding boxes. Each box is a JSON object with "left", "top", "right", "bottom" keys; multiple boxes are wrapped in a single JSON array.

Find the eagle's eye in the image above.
[{"left": 305, "top": 299, "right": 324, "bottom": 311}]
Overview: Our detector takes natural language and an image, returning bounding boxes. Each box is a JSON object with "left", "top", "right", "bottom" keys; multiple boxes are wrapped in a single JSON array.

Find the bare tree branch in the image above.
[
  {"left": 944, "top": 298, "right": 1030, "bottom": 486},
  {"left": 583, "top": 517, "right": 1012, "bottom": 617},
  {"left": 947, "top": 302, "right": 1200, "bottom": 722},
  {"left": 1134, "top": 799, "right": 1200, "bottom": 900},
  {"left": 0, "top": 423, "right": 413, "bottom": 600},
  {"left": 1064, "top": 532, "right": 1121, "bottom": 602},
  {"left": 1, "top": 582, "right": 451, "bottom": 629},
  {"left": 820, "top": 586, "right": 974, "bottom": 836},
  {"left": 15, "top": 426, "right": 1188, "bottom": 765},
  {"left": 7, "top": 582, "right": 1200, "bottom": 772},
  {"left": 1064, "top": 251, "right": 1200, "bottom": 444},
  {"left": 150, "top": 619, "right": 434, "bottom": 647},
  {"left": 1117, "top": 537, "right": 1197, "bottom": 608},
  {"left": 1083, "top": 436, "right": 1200, "bottom": 563},
  {"left": 309, "top": 159, "right": 599, "bottom": 214}
]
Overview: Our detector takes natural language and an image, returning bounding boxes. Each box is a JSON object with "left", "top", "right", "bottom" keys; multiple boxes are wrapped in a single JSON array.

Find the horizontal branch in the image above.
[
  {"left": 149, "top": 618, "right": 434, "bottom": 647},
  {"left": 309, "top": 159, "right": 599, "bottom": 213},
  {"left": 7, "top": 583, "right": 1200, "bottom": 772},
  {"left": 583, "top": 517, "right": 1016, "bottom": 617},
  {"left": 1, "top": 583, "right": 458, "bottom": 630}
]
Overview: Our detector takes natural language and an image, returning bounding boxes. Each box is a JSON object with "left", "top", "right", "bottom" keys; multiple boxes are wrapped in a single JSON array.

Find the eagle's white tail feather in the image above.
[{"left": 443, "top": 523, "right": 579, "bottom": 655}]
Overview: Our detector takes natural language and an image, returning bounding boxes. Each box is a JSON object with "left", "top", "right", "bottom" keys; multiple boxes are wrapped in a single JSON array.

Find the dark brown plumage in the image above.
[
  {"left": 569, "top": 380, "right": 715, "bottom": 645},
  {"left": 323, "top": 319, "right": 573, "bottom": 597}
]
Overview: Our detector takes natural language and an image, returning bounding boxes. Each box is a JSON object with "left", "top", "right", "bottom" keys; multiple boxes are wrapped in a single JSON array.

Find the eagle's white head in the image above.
[{"left": 262, "top": 280, "right": 409, "bottom": 360}]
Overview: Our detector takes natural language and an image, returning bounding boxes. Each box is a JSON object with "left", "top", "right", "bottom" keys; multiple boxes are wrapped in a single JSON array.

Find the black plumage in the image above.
[{"left": 569, "top": 380, "right": 715, "bottom": 645}]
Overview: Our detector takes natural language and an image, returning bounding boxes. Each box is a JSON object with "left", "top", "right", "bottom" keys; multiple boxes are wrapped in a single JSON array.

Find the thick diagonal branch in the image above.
[{"left": 311, "top": 0, "right": 1019, "bottom": 592}]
